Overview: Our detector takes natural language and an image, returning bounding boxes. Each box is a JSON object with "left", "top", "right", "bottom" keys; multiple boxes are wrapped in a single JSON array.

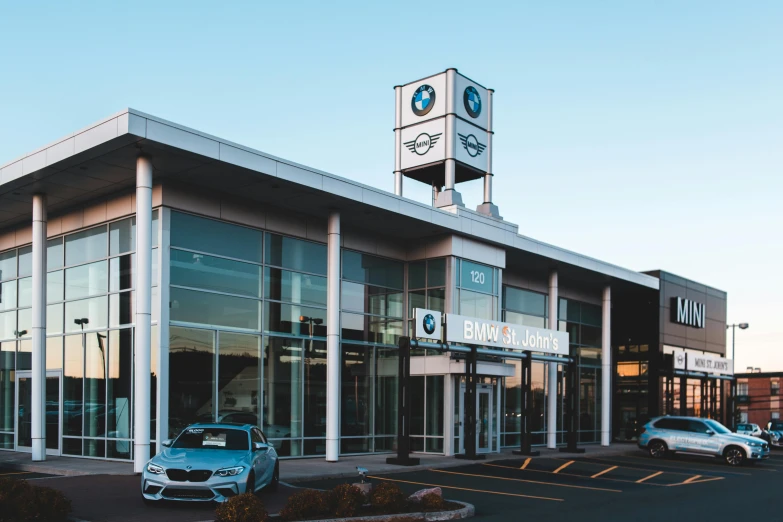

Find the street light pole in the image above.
[{"left": 726, "top": 322, "right": 749, "bottom": 429}]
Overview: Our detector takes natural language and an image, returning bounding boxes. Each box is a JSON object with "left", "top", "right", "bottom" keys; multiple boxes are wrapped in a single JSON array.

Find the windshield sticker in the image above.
[
  {"left": 186, "top": 428, "right": 204, "bottom": 434},
  {"left": 203, "top": 433, "right": 227, "bottom": 447}
]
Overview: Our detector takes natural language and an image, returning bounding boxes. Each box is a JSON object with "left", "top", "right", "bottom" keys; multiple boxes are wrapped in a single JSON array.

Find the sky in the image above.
[{"left": 1, "top": 1, "right": 781, "bottom": 371}]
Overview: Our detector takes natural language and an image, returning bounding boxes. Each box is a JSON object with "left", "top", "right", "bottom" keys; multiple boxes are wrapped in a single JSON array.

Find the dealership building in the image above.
[{"left": 0, "top": 69, "right": 731, "bottom": 470}]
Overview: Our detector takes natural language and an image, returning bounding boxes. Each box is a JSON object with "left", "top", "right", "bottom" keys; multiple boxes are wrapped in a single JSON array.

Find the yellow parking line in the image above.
[
  {"left": 520, "top": 457, "right": 531, "bottom": 470},
  {"left": 367, "top": 476, "right": 564, "bottom": 502},
  {"left": 553, "top": 461, "right": 575, "bottom": 474},
  {"left": 682, "top": 475, "right": 702, "bottom": 484},
  {"left": 578, "top": 456, "right": 749, "bottom": 476},
  {"left": 636, "top": 471, "right": 664, "bottom": 484},
  {"left": 431, "top": 469, "right": 622, "bottom": 493},
  {"left": 482, "top": 463, "right": 669, "bottom": 487},
  {"left": 669, "top": 476, "right": 724, "bottom": 486},
  {"left": 591, "top": 465, "right": 618, "bottom": 478}
]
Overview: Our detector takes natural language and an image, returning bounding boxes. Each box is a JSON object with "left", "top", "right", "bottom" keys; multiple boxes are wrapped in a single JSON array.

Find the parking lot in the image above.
[{"left": 298, "top": 450, "right": 783, "bottom": 522}]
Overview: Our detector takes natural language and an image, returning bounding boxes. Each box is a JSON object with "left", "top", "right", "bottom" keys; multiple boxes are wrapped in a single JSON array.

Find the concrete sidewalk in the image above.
[{"left": 1, "top": 443, "right": 640, "bottom": 481}]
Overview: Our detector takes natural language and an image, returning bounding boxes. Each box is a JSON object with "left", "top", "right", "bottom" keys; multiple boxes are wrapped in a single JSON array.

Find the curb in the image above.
[
  {"left": 285, "top": 501, "right": 475, "bottom": 522},
  {"left": 0, "top": 460, "right": 134, "bottom": 477}
]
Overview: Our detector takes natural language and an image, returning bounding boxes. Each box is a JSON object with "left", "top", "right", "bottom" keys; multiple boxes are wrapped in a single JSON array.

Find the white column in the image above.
[
  {"left": 601, "top": 285, "right": 612, "bottom": 446},
  {"left": 156, "top": 207, "right": 171, "bottom": 447},
  {"left": 134, "top": 155, "right": 153, "bottom": 473},
  {"left": 31, "top": 194, "right": 47, "bottom": 461},
  {"left": 394, "top": 85, "right": 403, "bottom": 197},
  {"left": 547, "top": 270, "right": 558, "bottom": 449},
  {"left": 326, "top": 211, "right": 341, "bottom": 462}
]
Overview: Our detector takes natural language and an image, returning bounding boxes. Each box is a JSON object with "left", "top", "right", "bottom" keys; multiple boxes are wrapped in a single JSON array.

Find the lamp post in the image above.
[
  {"left": 727, "top": 323, "right": 749, "bottom": 429},
  {"left": 299, "top": 315, "right": 323, "bottom": 443}
]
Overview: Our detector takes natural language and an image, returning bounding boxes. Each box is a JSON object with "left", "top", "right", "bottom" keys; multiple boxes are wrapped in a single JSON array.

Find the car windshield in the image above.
[
  {"left": 771, "top": 422, "right": 783, "bottom": 430},
  {"left": 704, "top": 420, "right": 731, "bottom": 434},
  {"left": 173, "top": 427, "right": 249, "bottom": 450}
]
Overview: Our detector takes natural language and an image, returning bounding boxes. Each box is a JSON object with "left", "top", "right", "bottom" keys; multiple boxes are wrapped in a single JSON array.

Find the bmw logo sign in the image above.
[
  {"left": 463, "top": 86, "right": 481, "bottom": 118},
  {"left": 411, "top": 84, "right": 436, "bottom": 116},
  {"left": 422, "top": 313, "right": 436, "bottom": 335}
]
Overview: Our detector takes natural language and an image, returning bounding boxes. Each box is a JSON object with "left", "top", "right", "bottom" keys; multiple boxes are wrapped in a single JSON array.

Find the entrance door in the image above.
[
  {"left": 458, "top": 382, "right": 494, "bottom": 454},
  {"left": 16, "top": 371, "right": 61, "bottom": 455}
]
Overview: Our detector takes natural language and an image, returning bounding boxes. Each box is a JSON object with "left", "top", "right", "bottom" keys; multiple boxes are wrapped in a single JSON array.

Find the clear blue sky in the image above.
[{"left": 1, "top": 1, "right": 781, "bottom": 370}]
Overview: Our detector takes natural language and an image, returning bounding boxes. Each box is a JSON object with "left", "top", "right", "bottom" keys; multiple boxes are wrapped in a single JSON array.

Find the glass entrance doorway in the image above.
[
  {"left": 16, "top": 371, "right": 61, "bottom": 455},
  {"left": 458, "top": 382, "right": 496, "bottom": 454}
]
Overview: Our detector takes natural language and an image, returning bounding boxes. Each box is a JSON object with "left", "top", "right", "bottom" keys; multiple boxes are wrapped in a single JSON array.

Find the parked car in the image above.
[
  {"left": 764, "top": 420, "right": 783, "bottom": 448},
  {"left": 736, "top": 423, "right": 763, "bottom": 437},
  {"left": 141, "top": 423, "right": 279, "bottom": 503},
  {"left": 638, "top": 416, "right": 770, "bottom": 466}
]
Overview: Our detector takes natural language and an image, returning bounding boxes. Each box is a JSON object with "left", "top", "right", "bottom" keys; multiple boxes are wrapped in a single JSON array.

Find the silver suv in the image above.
[{"left": 639, "top": 416, "right": 770, "bottom": 466}]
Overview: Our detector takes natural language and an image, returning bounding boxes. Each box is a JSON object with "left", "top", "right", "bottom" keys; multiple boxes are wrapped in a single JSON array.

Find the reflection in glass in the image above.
[
  {"left": 65, "top": 226, "right": 107, "bottom": 266},
  {"left": 18, "top": 277, "right": 32, "bottom": 308},
  {"left": 341, "top": 313, "right": 401, "bottom": 345},
  {"left": 304, "top": 340, "right": 327, "bottom": 440},
  {"left": 46, "top": 303, "right": 63, "bottom": 336},
  {"left": 0, "top": 341, "right": 14, "bottom": 432},
  {"left": 109, "top": 217, "right": 134, "bottom": 256},
  {"left": 0, "top": 311, "right": 14, "bottom": 340},
  {"left": 46, "top": 336, "right": 63, "bottom": 370},
  {"left": 265, "top": 268, "right": 327, "bottom": 306},
  {"left": 65, "top": 261, "right": 108, "bottom": 300},
  {"left": 84, "top": 332, "right": 107, "bottom": 446},
  {"left": 169, "top": 327, "right": 214, "bottom": 437},
  {"left": 217, "top": 332, "right": 260, "bottom": 428},
  {"left": 375, "top": 347, "right": 397, "bottom": 437},
  {"left": 408, "top": 261, "right": 426, "bottom": 289},
  {"left": 171, "top": 287, "right": 259, "bottom": 331},
  {"left": 64, "top": 334, "right": 83, "bottom": 436},
  {"left": 504, "top": 311, "right": 545, "bottom": 328},
  {"left": 265, "top": 233, "right": 326, "bottom": 275},
  {"left": 65, "top": 297, "right": 108, "bottom": 333},
  {"left": 459, "top": 290, "right": 494, "bottom": 320},
  {"left": 17, "top": 339, "right": 32, "bottom": 370},
  {"left": 109, "top": 255, "right": 133, "bottom": 292},
  {"left": 427, "top": 258, "right": 446, "bottom": 287},
  {"left": 172, "top": 250, "right": 261, "bottom": 297},
  {"left": 47, "top": 270, "right": 64, "bottom": 303},
  {"left": 427, "top": 288, "right": 445, "bottom": 313},
  {"left": 342, "top": 251, "right": 403, "bottom": 289},
  {"left": 0, "top": 250, "right": 17, "bottom": 281},
  {"left": 172, "top": 211, "right": 262, "bottom": 262},
  {"left": 265, "top": 302, "right": 326, "bottom": 336},
  {"left": 108, "top": 329, "right": 132, "bottom": 443},
  {"left": 109, "top": 292, "right": 134, "bottom": 327},
  {"left": 341, "top": 345, "right": 371, "bottom": 446},
  {"left": 504, "top": 287, "right": 546, "bottom": 317},
  {"left": 18, "top": 246, "right": 32, "bottom": 278},
  {"left": 47, "top": 237, "right": 64, "bottom": 270},
  {"left": 17, "top": 309, "right": 32, "bottom": 339},
  {"left": 408, "top": 290, "right": 425, "bottom": 318},
  {"left": 342, "top": 282, "right": 403, "bottom": 318},
  {"left": 0, "top": 281, "right": 16, "bottom": 311},
  {"left": 264, "top": 337, "right": 302, "bottom": 456}
]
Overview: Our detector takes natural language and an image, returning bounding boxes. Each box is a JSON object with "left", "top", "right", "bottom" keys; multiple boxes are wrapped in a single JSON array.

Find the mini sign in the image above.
[
  {"left": 673, "top": 352, "right": 733, "bottom": 376},
  {"left": 672, "top": 297, "right": 705, "bottom": 328}
]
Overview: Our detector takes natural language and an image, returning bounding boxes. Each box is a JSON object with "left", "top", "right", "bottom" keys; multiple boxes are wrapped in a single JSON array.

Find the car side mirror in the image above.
[
  {"left": 253, "top": 442, "right": 269, "bottom": 452},
  {"left": 705, "top": 430, "right": 714, "bottom": 436},
  {"left": 161, "top": 439, "right": 173, "bottom": 447}
]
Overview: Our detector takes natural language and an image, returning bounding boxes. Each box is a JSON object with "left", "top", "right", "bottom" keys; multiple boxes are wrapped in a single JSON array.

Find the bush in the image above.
[
  {"left": 0, "top": 477, "right": 72, "bottom": 522},
  {"left": 328, "top": 484, "right": 365, "bottom": 518},
  {"left": 279, "top": 488, "right": 329, "bottom": 521},
  {"left": 214, "top": 493, "right": 268, "bottom": 522},
  {"left": 419, "top": 492, "right": 445, "bottom": 511},
  {"left": 369, "top": 481, "right": 407, "bottom": 513}
]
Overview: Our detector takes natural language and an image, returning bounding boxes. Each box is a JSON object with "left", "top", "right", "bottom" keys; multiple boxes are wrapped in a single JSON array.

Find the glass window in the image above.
[
  {"left": 47, "top": 270, "right": 64, "bottom": 303},
  {"left": 84, "top": 332, "right": 107, "bottom": 438},
  {"left": 64, "top": 334, "right": 84, "bottom": 436},
  {"left": 171, "top": 212, "right": 262, "bottom": 262},
  {"left": 0, "top": 310, "right": 14, "bottom": 340},
  {"left": 16, "top": 339, "right": 31, "bottom": 370},
  {"left": 172, "top": 249, "right": 261, "bottom": 297},
  {"left": 217, "top": 332, "right": 260, "bottom": 427},
  {"left": 109, "top": 292, "right": 134, "bottom": 327},
  {"left": 107, "top": 329, "right": 132, "bottom": 439},
  {"left": 18, "top": 277, "right": 32, "bottom": 308},
  {"left": 0, "top": 281, "right": 16, "bottom": 311},
  {"left": 65, "top": 261, "right": 108, "bottom": 300},
  {"left": 304, "top": 340, "right": 327, "bottom": 438},
  {"left": 47, "top": 303, "right": 64, "bottom": 335},
  {"left": 426, "top": 375, "right": 444, "bottom": 437},
  {"left": 408, "top": 290, "right": 425, "bottom": 318},
  {"left": 342, "top": 251, "right": 403, "bottom": 289},
  {"left": 171, "top": 287, "right": 259, "bottom": 331},
  {"left": 264, "top": 267, "right": 326, "bottom": 306},
  {"left": 409, "top": 261, "right": 426, "bottom": 290},
  {"left": 264, "top": 337, "right": 303, "bottom": 451},
  {"left": 169, "top": 327, "right": 215, "bottom": 436},
  {"left": 46, "top": 336, "right": 62, "bottom": 370},
  {"left": 581, "top": 304, "right": 602, "bottom": 327},
  {"left": 109, "top": 217, "right": 134, "bottom": 256},
  {"left": 342, "top": 282, "right": 403, "bottom": 318},
  {"left": 460, "top": 260, "right": 493, "bottom": 294},
  {"left": 581, "top": 325, "right": 602, "bottom": 347},
  {"left": 47, "top": 237, "right": 64, "bottom": 270},
  {"left": 427, "top": 288, "right": 445, "bottom": 313},
  {"left": 65, "top": 296, "right": 108, "bottom": 333},
  {"left": 65, "top": 226, "right": 107, "bottom": 266},
  {"left": 341, "top": 312, "right": 401, "bottom": 345},
  {"left": 341, "top": 345, "right": 371, "bottom": 438},
  {"left": 17, "top": 308, "right": 32, "bottom": 337},
  {"left": 505, "top": 311, "right": 546, "bottom": 328},
  {"left": 18, "top": 246, "right": 32, "bottom": 278},
  {"left": 264, "top": 302, "right": 326, "bottom": 337},
  {"left": 109, "top": 255, "right": 133, "bottom": 292},
  {"left": 0, "top": 251, "right": 16, "bottom": 281},
  {"left": 374, "top": 347, "right": 397, "bottom": 437},
  {"left": 504, "top": 287, "right": 546, "bottom": 317},
  {"left": 262, "top": 233, "right": 325, "bottom": 275},
  {"left": 459, "top": 289, "right": 494, "bottom": 320},
  {"left": 0, "top": 341, "right": 15, "bottom": 432},
  {"left": 427, "top": 259, "right": 446, "bottom": 287}
]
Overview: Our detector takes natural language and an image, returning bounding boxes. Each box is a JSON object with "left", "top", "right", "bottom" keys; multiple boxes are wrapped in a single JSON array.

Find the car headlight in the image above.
[
  {"left": 214, "top": 466, "right": 245, "bottom": 477},
  {"left": 748, "top": 441, "right": 762, "bottom": 447},
  {"left": 146, "top": 462, "right": 165, "bottom": 474}
]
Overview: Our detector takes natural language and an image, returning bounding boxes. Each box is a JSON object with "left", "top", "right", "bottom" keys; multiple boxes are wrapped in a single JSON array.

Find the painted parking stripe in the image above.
[
  {"left": 520, "top": 457, "right": 531, "bottom": 470},
  {"left": 553, "top": 461, "right": 575, "bottom": 474},
  {"left": 367, "top": 476, "right": 564, "bottom": 502},
  {"left": 482, "top": 463, "right": 669, "bottom": 487},
  {"left": 431, "top": 469, "right": 623, "bottom": 493},
  {"left": 579, "top": 456, "right": 748, "bottom": 476},
  {"left": 682, "top": 475, "right": 702, "bottom": 484},
  {"left": 591, "top": 465, "right": 618, "bottom": 478},
  {"left": 636, "top": 471, "right": 664, "bottom": 484}
]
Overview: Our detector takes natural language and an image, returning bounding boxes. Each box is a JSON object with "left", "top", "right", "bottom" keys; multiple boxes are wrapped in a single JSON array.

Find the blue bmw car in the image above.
[{"left": 141, "top": 423, "right": 279, "bottom": 503}]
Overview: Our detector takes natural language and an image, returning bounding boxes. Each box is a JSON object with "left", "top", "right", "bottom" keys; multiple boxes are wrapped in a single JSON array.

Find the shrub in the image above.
[
  {"left": 369, "top": 481, "right": 406, "bottom": 513},
  {"left": 214, "top": 493, "right": 268, "bottom": 522},
  {"left": 279, "top": 488, "right": 329, "bottom": 521},
  {"left": 328, "top": 484, "right": 366, "bottom": 518},
  {"left": 419, "top": 492, "right": 445, "bottom": 511},
  {"left": 0, "top": 477, "right": 72, "bottom": 522}
]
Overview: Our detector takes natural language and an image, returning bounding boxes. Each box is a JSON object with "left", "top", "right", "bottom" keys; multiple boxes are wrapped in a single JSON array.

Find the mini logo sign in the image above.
[
  {"left": 422, "top": 313, "right": 436, "bottom": 335},
  {"left": 672, "top": 297, "right": 705, "bottom": 329},
  {"left": 463, "top": 86, "right": 481, "bottom": 118},
  {"left": 411, "top": 84, "right": 436, "bottom": 116},
  {"left": 404, "top": 132, "right": 441, "bottom": 155},
  {"left": 458, "top": 133, "right": 486, "bottom": 157}
]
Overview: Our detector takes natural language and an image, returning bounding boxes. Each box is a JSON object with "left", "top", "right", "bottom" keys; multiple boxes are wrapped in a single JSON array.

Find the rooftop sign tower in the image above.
[{"left": 393, "top": 68, "right": 500, "bottom": 219}]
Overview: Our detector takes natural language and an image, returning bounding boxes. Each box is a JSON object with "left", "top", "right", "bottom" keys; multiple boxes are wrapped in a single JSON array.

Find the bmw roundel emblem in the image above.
[
  {"left": 411, "top": 84, "right": 436, "bottom": 116},
  {"left": 463, "top": 86, "right": 481, "bottom": 118},
  {"left": 422, "top": 313, "right": 437, "bottom": 335}
]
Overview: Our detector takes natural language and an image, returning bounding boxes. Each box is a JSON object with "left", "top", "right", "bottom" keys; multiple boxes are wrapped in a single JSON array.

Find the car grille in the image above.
[
  {"left": 166, "top": 469, "right": 213, "bottom": 482},
  {"left": 162, "top": 487, "right": 214, "bottom": 500}
]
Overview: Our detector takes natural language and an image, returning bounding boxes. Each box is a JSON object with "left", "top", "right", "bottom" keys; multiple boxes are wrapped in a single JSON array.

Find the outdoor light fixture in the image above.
[
  {"left": 739, "top": 323, "right": 749, "bottom": 329},
  {"left": 74, "top": 318, "right": 89, "bottom": 331},
  {"left": 13, "top": 329, "right": 27, "bottom": 338}
]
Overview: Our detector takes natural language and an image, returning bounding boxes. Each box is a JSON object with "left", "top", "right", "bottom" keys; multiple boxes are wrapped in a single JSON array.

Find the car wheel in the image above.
[
  {"left": 267, "top": 462, "right": 279, "bottom": 492},
  {"left": 648, "top": 440, "right": 668, "bottom": 459},
  {"left": 724, "top": 446, "right": 745, "bottom": 467},
  {"left": 246, "top": 471, "right": 256, "bottom": 494}
]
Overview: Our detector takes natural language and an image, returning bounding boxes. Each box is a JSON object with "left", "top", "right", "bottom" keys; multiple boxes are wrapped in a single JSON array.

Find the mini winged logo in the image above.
[
  {"left": 404, "top": 132, "right": 442, "bottom": 156},
  {"left": 458, "top": 133, "right": 486, "bottom": 158}
]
